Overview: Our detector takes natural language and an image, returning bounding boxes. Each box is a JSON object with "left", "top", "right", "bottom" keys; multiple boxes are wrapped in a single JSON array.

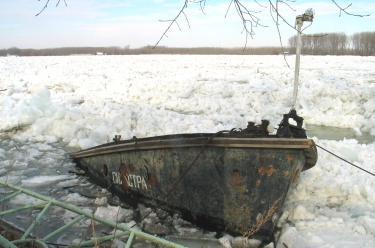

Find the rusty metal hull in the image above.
[{"left": 70, "top": 133, "right": 317, "bottom": 239}]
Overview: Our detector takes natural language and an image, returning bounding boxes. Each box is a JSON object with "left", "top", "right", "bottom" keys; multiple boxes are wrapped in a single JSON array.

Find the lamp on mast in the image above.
[{"left": 292, "top": 8, "right": 314, "bottom": 110}]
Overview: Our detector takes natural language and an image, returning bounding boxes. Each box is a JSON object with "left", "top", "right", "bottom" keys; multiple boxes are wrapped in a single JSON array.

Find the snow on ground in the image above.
[{"left": 0, "top": 55, "right": 374, "bottom": 247}]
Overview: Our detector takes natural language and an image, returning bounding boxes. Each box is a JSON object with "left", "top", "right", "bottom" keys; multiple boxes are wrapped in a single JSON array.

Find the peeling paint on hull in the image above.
[{"left": 70, "top": 133, "right": 317, "bottom": 240}]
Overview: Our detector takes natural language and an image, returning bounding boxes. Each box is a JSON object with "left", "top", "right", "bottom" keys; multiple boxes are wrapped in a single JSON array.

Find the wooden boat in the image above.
[{"left": 70, "top": 109, "right": 317, "bottom": 240}]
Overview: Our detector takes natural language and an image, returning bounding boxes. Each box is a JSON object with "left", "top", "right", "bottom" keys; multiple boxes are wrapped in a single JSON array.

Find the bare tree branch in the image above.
[
  {"left": 36, "top": 0, "right": 67, "bottom": 17},
  {"left": 268, "top": 1, "right": 297, "bottom": 66},
  {"left": 231, "top": 0, "right": 268, "bottom": 49},
  {"left": 331, "top": 0, "right": 370, "bottom": 17},
  {"left": 156, "top": 0, "right": 370, "bottom": 48},
  {"left": 154, "top": 0, "right": 190, "bottom": 48},
  {"left": 34, "top": 0, "right": 370, "bottom": 50}
]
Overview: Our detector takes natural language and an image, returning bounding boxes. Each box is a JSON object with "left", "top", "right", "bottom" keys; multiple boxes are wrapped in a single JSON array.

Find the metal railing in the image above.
[{"left": 0, "top": 180, "right": 186, "bottom": 248}]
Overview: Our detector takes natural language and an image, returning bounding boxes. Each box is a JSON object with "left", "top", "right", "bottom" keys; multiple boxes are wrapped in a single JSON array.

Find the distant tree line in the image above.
[
  {"left": 1, "top": 31, "right": 374, "bottom": 56},
  {"left": 0, "top": 46, "right": 284, "bottom": 56},
  {"left": 288, "top": 31, "right": 375, "bottom": 55}
]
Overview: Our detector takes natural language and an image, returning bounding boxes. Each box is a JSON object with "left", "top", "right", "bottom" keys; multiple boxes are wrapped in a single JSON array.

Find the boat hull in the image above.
[{"left": 70, "top": 134, "right": 317, "bottom": 239}]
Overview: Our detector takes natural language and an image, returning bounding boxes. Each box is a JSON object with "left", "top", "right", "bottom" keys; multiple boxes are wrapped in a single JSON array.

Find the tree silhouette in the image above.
[
  {"left": 36, "top": 0, "right": 67, "bottom": 16},
  {"left": 36, "top": 0, "right": 370, "bottom": 48},
  {"left": 155, "top": 0, "right": 370, "bottom": 48}
]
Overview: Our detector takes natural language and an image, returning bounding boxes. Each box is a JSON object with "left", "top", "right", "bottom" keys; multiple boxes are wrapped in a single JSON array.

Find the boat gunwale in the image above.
[{"left": 70, "top": 135, "right": 315, "bottom": 159}]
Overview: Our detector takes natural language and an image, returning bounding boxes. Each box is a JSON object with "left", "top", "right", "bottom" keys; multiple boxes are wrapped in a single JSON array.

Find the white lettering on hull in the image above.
[
  {"left": 112, "top": 172, "right": 148, "bottom": 190},
  {"left": 112, "top": 172, "right": 122, "bottom": 184}
]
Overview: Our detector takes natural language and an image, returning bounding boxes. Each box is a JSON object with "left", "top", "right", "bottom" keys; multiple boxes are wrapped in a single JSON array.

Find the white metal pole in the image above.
[{"left": 292, "top": 16, "right": 304, "bottom": 110}]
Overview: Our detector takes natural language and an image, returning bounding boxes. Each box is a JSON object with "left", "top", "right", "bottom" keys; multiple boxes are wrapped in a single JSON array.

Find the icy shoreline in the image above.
[{"left": 0, "top": 55, "right": 374, "bottom": 247}]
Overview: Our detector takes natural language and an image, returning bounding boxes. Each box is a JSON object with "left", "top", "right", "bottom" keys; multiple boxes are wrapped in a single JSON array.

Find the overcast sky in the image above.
[{"left": 0, "top": 0, "right": 374, "bottom": 49}]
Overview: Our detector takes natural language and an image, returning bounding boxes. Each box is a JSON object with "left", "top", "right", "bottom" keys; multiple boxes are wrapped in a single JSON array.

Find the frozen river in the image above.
[{"left": 0, "top": 55, "right": 374, "bottom": 247}]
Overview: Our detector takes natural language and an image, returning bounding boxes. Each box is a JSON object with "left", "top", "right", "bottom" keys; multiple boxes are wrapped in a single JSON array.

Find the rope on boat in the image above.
[
  {"left": 316, "top": 144, "right": 375, "bottom": 177},
  {"left": 162, "top": 130, "right": 230, "bottom": 201},
  {"left": 133, "top": 130, "right": 230, "bottom": 226}
]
